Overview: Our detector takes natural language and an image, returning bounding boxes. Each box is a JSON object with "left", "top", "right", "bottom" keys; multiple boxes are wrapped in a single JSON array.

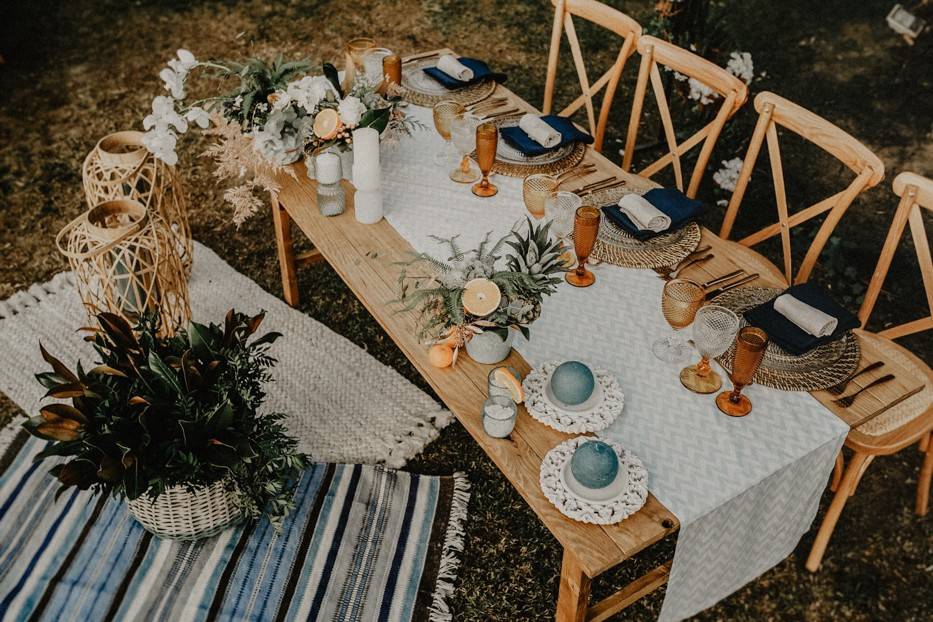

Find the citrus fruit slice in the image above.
[
  {"left": 491, "top": 366, "right": 524, "bottom": 403},
  {"left": 428, "top": 344, "right": 454, "bottom": 368},
  {"left": 462, "top": 278, "right": 501, "bottom": 316},
  {"left": 313, "top": 108, "right": 342, "bottom": 140}
]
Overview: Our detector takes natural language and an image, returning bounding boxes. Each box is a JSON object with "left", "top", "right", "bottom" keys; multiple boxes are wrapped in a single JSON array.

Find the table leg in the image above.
[
  {"left": 557, "top": 548, "right": 591, "bottom": 622},
  {"left": 270, "top": 193, "right": 300, "bottom": 307}
]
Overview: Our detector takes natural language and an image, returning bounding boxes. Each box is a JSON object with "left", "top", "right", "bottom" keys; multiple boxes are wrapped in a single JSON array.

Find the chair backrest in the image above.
[
  {"left": 542, "top": 0, "right": 641, "bottom": 152},
  {"left": 858, "top": 172, "right": 933, "bottom": 340},
  {"left": 719, "top": 92, "right": 885, "bottom": 284},
  {"left": 621, "top": 35, "right": 747, "bottom": 198}
]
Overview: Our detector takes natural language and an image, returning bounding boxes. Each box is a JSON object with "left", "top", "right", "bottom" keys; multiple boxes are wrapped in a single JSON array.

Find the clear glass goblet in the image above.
[
  {"left": 450, "top": 114, "right": 481, "bottom": 183},
  {"left": 680, "top": 305, "right": 740, "bottom": 393}
]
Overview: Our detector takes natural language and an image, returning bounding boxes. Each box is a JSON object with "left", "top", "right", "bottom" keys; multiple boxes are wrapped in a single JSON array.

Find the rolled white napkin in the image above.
[
  {"left": 518, "top": 114, "right": 562, "bottom": 148},
  {"left": 616, "top": 194, "right": 671, "bottom": 232},
  {"left": 436, "top": 55, "right": 473, "bottom": 81},
  {"left": 773, "top": 294, "right": 837, "bottom": 337}
]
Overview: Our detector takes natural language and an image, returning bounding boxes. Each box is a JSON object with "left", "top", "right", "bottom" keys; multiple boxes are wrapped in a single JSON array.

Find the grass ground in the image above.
[{"left": 0, "top": 1, "right": 930, "bottom": 619}]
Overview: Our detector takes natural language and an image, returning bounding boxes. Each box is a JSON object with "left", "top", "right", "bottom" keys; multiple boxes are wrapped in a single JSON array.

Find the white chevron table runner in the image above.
[{"left": 379, "top": 105, "right": 848, "bottom": 621}]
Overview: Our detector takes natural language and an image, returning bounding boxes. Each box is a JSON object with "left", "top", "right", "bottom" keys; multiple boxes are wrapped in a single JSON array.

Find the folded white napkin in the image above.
[
  {"left": 436, "top": 55, "right": 473, "bottom": 81},
  {"left": 518, "top": 114, "right": 562, "bottom": 148},
  {"left": 616, "top": 194, "right": 671, "bottom": 232},
  {"left": 773, "top": 294, "right": 838, "bottom": 337}
]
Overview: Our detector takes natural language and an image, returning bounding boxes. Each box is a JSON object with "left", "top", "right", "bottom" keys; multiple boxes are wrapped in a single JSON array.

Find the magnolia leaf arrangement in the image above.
[
  {"left": 24, "top": 310, "right": 308, "bottom": 530},
  {"left": 143, "top": 49, "right": 422, "bottom": 224},
  {"left": 396, "top": 218, "right": 567, "bottom": 367}
]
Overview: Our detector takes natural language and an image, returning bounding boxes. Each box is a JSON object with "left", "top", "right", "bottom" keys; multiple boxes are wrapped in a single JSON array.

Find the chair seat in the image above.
[
  {"left": 846, "top": 329, "right": 933, "bottom": 451},
  {"left": 717, "top": 239, "right": 789, "bottom": 287}
]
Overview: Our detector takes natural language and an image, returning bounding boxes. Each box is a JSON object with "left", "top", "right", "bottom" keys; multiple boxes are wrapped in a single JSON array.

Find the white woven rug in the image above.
[{"left": 0, "top": 242, "right": 451, "bottom": 467}]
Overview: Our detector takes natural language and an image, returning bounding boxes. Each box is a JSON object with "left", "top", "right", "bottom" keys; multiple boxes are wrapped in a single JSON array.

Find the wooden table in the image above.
[{"left": 268, "top": 51, "right": 913, "bottom": 621}]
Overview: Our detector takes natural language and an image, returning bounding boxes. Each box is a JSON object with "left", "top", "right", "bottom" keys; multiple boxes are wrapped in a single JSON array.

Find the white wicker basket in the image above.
[{"left": 126, "top": 478, "right": 242, "bottom": 540}]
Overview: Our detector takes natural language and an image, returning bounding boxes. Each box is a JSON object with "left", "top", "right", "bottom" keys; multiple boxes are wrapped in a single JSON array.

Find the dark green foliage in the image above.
[
  {"left": 24, "top": 310, "right": 308, "bottom": 528},
  {"left": 214, "top": 55, "right": 312, "bottom": 130}
]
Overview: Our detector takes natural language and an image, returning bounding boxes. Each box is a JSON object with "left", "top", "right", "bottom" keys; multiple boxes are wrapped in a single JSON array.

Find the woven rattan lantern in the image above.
[
  {"left": 82, "top": 131, "right": 192, "bottom": 275},
  {"left": 56, "top": 199, "right": 190, "bottom": 336}
]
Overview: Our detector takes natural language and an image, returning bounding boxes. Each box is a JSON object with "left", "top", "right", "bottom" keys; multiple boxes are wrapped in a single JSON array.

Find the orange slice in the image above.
[
  {"left": 491, "top": 366, "right": 524, "bottom": 403},
  {"left": 428, "top": 344, "right": 454, "bottom": 368},
  {"left": 462, "top": 278, "right": 501, "bottom": 316},
  {"left": 313, "top": 108, "right": 342, "bottom": 140}
]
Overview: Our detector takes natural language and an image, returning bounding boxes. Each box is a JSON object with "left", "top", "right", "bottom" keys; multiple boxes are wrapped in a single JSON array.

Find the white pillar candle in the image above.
[
  {"left": 354, "top": 189, "right": 384, "bottom": 224},
  {"left": 352, "top": 128, "right": 380, "bottom": 166},
  {"left": 315, "top": 152, "right": 341, "bottom": 184},
  {"left": 352, "top": 161, "right": 381, "bottom": 191}
]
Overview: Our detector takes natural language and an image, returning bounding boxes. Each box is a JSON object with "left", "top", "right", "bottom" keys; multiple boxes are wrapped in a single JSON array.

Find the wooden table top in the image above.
[{"left": 273, "top": 50, "right": 911, "bottom": 578}]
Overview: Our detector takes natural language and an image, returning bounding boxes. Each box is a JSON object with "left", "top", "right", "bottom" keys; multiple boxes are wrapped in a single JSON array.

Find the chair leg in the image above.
[
  {"left": 849, "top": 455, "right": 874, "bottom": 497},
  {"left": 806, "top": 451, "right": 871, "bottom": 572},
  {"left": 917, "top": 433, "right": 932, "bottom": 517},
  {"left": 830, "top": 452, "right": 844, "bottom": 492}
]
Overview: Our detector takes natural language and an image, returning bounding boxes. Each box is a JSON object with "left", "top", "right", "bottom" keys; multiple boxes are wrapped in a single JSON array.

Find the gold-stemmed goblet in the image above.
[
  {"left": 716, "top": 326, "right": 769, "bottom": 417},
  {"left": 680, "top": 305, "right": 740, "bottom": 393},
  {"left": 450, "top": 114, "right": 481, "bottom": 183},
  {"left": 433, "top": 100, "right": 465, "bottom": 167},
  {"left": 565, "top": 206, "right": 600, "bottom": 287},
  {"left": 472, "top": 122, "right": 499, "bottom": 197},
  {"left": 523, "top": 174, "right": 558, "bottom": 219},
  {"left": 652, "top": 279, "right": 705, "bottom": 363}
]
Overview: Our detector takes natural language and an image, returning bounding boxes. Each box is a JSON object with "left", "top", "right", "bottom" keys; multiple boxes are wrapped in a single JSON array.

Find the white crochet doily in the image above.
[
  {"left": 539, "top": 437, "right": 648, "bottom": 525},
  {"left": 522, "top": 361, "right": 625, "bottom": 433}
]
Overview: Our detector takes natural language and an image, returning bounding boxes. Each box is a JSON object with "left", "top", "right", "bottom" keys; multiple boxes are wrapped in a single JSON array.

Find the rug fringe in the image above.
[
  {"left": 0, "top": 272, "right": 74, "bottom": 319},
  {"left": 428, "top": 472, "right": 471, "bottom": 622},
  {"left": 382, "top": 406, "right": 454, "bottom": 469}
]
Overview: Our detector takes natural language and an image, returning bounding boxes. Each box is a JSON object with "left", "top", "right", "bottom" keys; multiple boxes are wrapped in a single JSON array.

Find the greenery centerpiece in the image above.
[
  {"left": 397, "top": 219, "right": 568, "bottom": 366},
  {"left": 142, "top": 50, "right": 422, "bottom": 225},
  {"left": 23, "top": 310, "right": 308, "bottom": 537}
]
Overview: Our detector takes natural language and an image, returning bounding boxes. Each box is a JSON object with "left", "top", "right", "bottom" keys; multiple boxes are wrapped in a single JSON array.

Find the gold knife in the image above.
[
  {"left": 402, "top": 50, "right": 441, "bottom": 64},
  {"left": 853, "top": 384, "right": 925, "bottom": 428},
  {"left": 705, "top": 272, "right": 759, "bottom": 299}
]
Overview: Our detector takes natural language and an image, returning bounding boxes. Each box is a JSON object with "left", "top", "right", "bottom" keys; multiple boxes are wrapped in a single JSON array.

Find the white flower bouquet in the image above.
[{"left": 142, "top": 50, "right": 420, "bottom": 224}]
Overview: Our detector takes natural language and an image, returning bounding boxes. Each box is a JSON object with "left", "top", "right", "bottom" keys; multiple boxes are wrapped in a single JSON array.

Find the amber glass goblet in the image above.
[
  {"left": 680, "top": 305, "right": 740, "bottom": 393},
  {"left": 472, "top": 123, "right": 499, "bottom": 197},
  {"left": 523, "top": 174, "right": 558, "bottom": 219},
  {"left": 565, "top": 206, "right": 601, "bottom": 287},
  {"left": 433, "top": 100, "right": 465, "bottom": 167},
  {"left": 344, "top": 37, "right": 376, "bottom": 89},
  {"left": 716, "top": 326, "right": 769, "bottom": 417},
  {"left": 652, "top": 279, "right": 705, "bottom": 363}
]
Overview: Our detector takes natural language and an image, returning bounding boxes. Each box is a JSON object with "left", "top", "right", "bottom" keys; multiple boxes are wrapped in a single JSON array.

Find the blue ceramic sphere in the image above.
[
  {"left": 549, "top": 361, "right": 595, "bottom": 406},
  {"left": 570, "top": 440, "right": 619, "bottom": 489}
]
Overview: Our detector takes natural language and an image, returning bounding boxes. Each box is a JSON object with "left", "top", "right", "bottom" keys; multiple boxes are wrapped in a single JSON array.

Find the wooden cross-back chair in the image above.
[
  {"left": 719, "top": 92, "right": 885, "bottom": 286},
  {"left": 805, "top": 171, "right": 933, "bottom": 572},
  {"left": 621, "top": 35, "right": 747, "bottom": 198},
  {"left": 542, "top": 0, "right": 642, "bottom": 152}
]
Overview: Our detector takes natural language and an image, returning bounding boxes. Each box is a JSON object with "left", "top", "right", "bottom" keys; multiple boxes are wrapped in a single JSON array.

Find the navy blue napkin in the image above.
[
  {"left": 422, "top": 57, "right": 507, "bottom": 89},
  {"left": 744, "top": 282, "right": 859, "bottom": 355},
  {"left": 499, "top": 115, "right": 594, "bottom": 157},
  {"left": 602, "top": 188, "right": 704, "bottom": 241}
]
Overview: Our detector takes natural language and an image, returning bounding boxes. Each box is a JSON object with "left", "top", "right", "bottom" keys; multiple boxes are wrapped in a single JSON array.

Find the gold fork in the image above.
[{"left": 833, "top": 374, "right": 896, "bottom": 408}]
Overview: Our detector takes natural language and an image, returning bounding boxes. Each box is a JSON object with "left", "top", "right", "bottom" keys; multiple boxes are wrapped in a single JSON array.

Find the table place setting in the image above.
[
  {"left": 475, "top": 112, "right": 593, "bottom": 178},
  {"left": 399, "top": 52, "right": 507, "bottom": 107},
  {"left": 712, "top": 282, "right": 863, "bottom": 393}
]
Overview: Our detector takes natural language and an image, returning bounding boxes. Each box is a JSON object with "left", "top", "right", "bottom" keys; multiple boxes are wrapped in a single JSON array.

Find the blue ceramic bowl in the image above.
[
  {"left": 570, "top": 440, "right": 619, "bottom": 489},
  {"left": 548, "top": 361, "right": 595, "bottom": 407}
]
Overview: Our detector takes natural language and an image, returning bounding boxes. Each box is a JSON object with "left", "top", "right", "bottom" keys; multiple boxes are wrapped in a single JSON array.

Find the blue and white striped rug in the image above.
[{"left": 0, "top": 430, "right": 469, "bottom": 622}]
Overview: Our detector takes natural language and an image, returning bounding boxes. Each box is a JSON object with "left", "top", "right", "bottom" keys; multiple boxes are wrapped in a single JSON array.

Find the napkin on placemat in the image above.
[
  {"left": 773, "top": 293, "right": 837, "bottom": 336},
  {"left": 435, "top": 54, "right": 473, "bottom": 81},
  {"left": 615, "top": 194, "right": 671, "bottom": 233},
  {"left": 422, "top": 57, "right": 507, "bottom": 89},
  {"left": 744, "top": 282, "right": 860, "bottom": 355},
  {"left": 602, "top": 188, "right": 703, "bottom": 241},
  {"left": 500, "top": 115, "right": 594, "bottom": 156},
  {"left": 518, "top": 114, "right": 561, "bottom": 148}
]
